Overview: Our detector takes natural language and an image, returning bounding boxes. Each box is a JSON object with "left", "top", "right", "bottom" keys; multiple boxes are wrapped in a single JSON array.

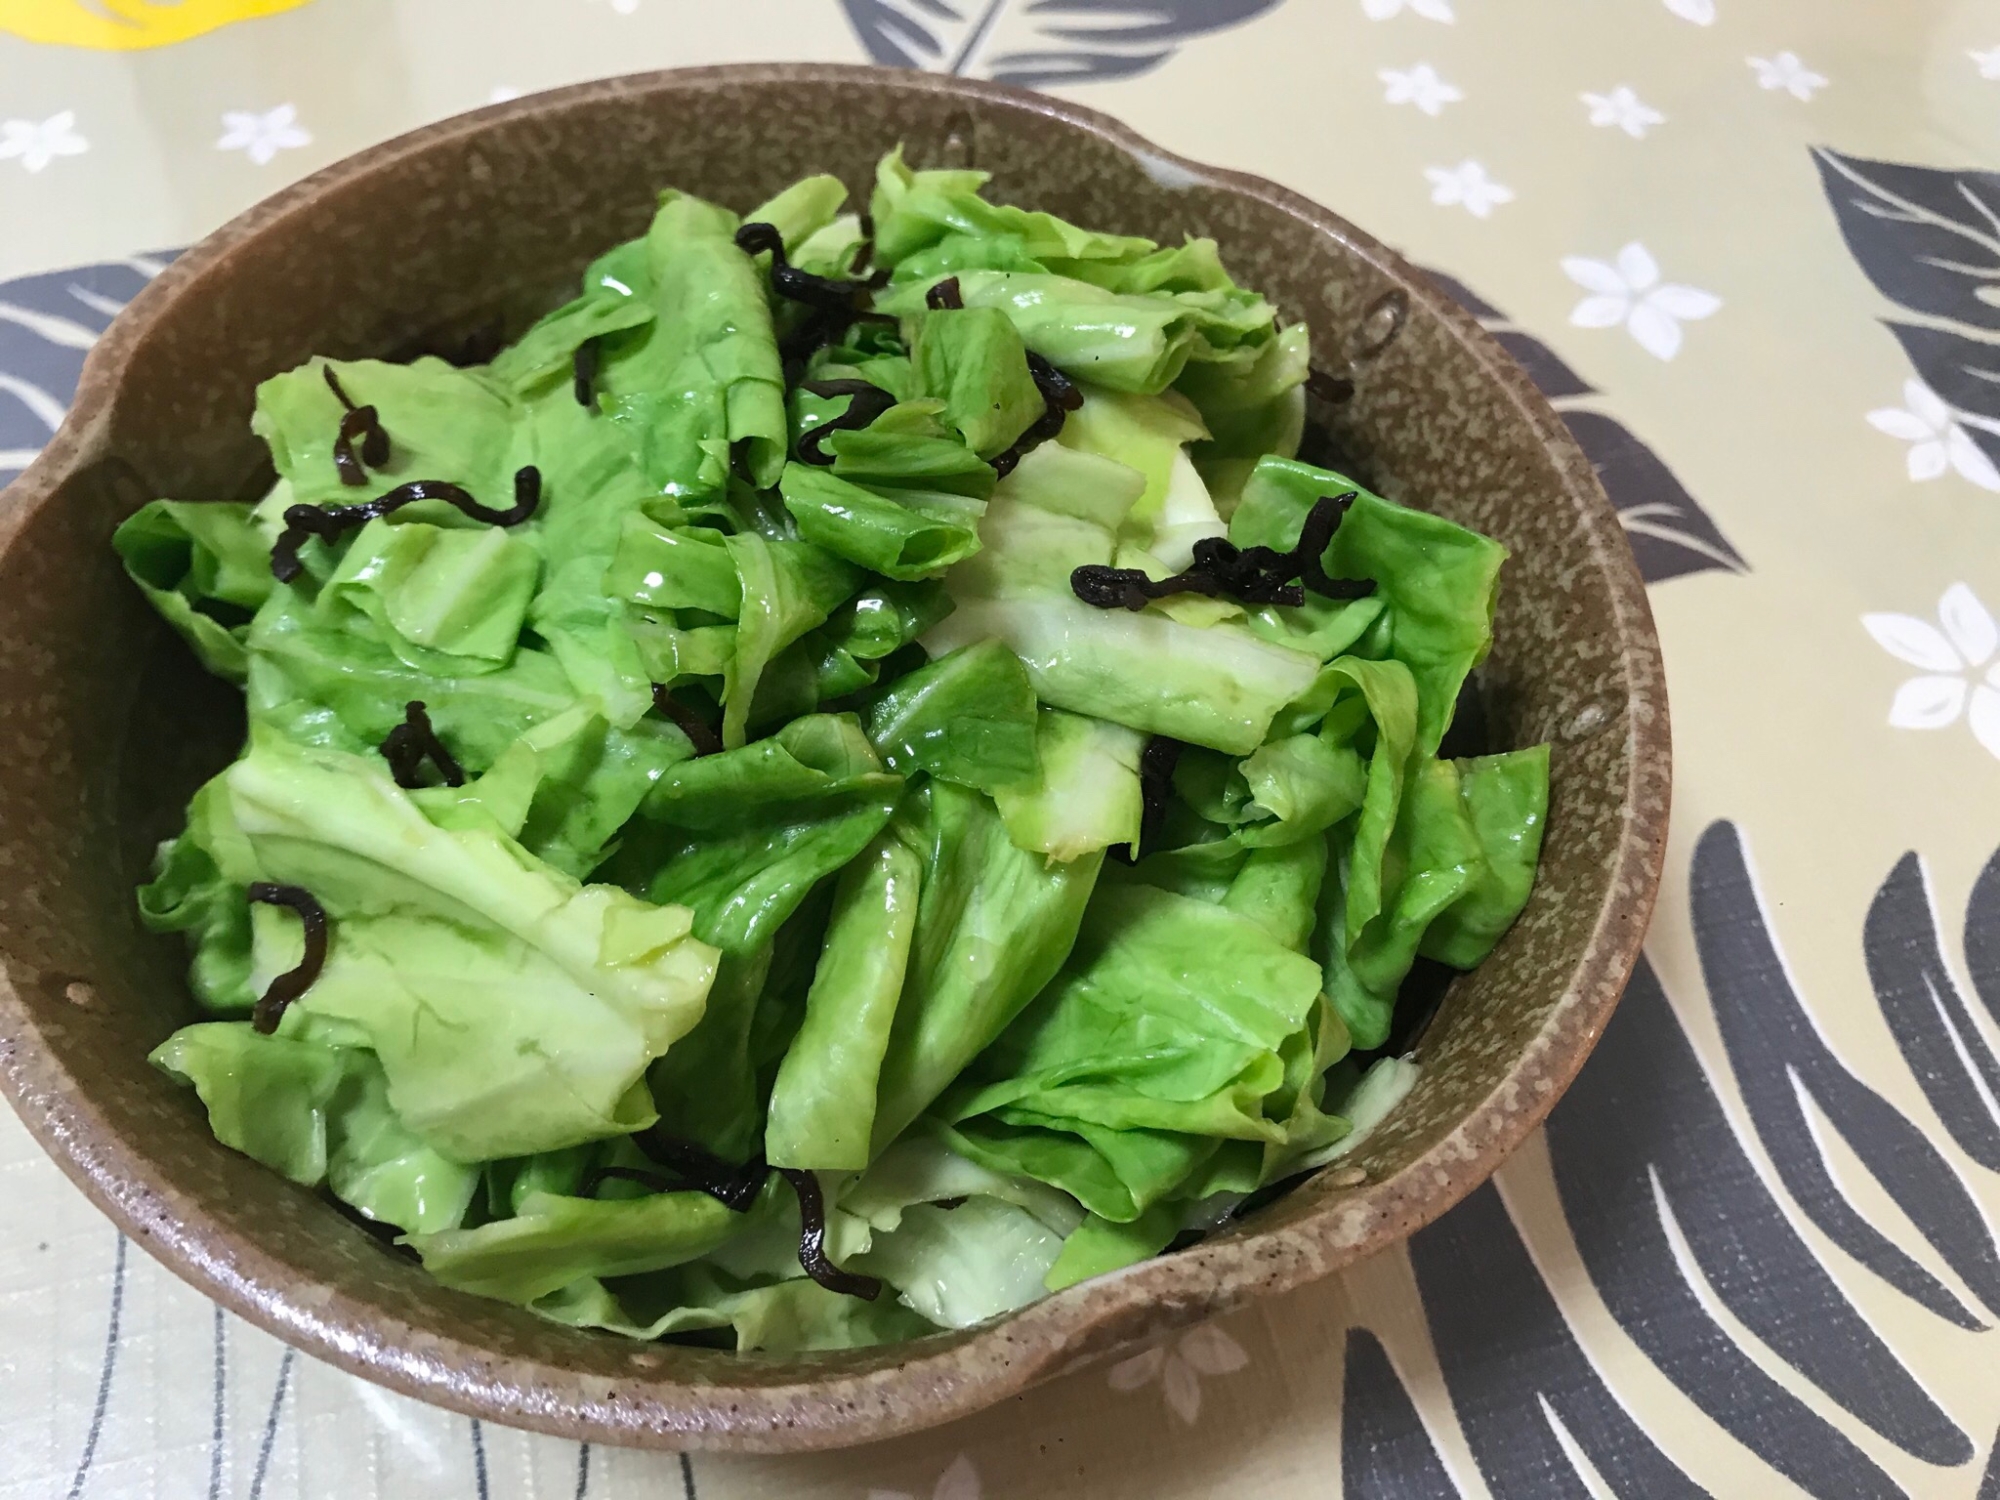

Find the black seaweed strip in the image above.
[
  {"left": 269, "top": 467, "right": 541, "bottom": 582},
  {"left": 245, "top": 883, "right": 328, "bottom": 1034}
]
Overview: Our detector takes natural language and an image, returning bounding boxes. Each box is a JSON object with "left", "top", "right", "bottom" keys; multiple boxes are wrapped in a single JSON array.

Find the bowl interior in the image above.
[{"left": 0, "top": 66, "right": 1664, "bottom": 1450}]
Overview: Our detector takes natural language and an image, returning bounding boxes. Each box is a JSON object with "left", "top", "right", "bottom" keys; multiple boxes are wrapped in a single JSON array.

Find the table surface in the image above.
[{"left": 3, "top": 2, "right": 1998, "bottom": 1496}]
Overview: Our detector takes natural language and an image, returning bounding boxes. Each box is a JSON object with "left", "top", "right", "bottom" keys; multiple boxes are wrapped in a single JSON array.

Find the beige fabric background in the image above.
[{"left": 1, "top": 1, "right": 1997, "bottom": 1496}]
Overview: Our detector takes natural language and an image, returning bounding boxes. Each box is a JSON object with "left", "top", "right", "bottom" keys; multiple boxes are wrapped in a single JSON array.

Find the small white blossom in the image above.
[
  {"left": 1107, "top": 1324, "right": 1250, "bottom": 1424},
  {"left": 1380, "top": 64, "right": 1462, "bottom": 116},
  {"left": 217, "top": 105, "right": 310, "bottom": 166},
  {"left": 1749, "top": 52, "right": 1828, "bottom": 100},
  {"left": 1581, "top": 86, "right": 1664, "bottom": 139},
  {"left": 1424, "top": 160, "right": 1513, "bottom": 218},
  {"left": 1863, "top": 585, "right": 2000, "bottom": 759},
  {"left": 1867, "top": 380, "right": 2000, "bottom": 491},
  {"left": 0, "top": 111, "right": 88, "bottom": 174},
  {"left": 1362, "top": 0, "right": 1453, "bottom": 21},
  {"left": 1563, "top": 243, "right": 1719, "bottom": 360},
  {"left": 1663, "top": 0, "right": 1715, "bottom": 22},
  {"left": 868, "top": 1453, "right": 980, "bottom": 1500},
  {"left": 1971, "top": 46, "right": 2000, "bottom": 79}
]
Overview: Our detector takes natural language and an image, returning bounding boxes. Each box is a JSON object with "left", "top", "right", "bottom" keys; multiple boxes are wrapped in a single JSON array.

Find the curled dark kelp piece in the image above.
[
  {"left": 1068, "top": 491, "right": 1374, "bottom": 613},
  {"left": 794, "top": 378, "right": 897, "bottom": 465},
  {"left": 651, "top": 684, "right": 723, "bottom": 757},
  {"left": 777, "top": 1167, "right": 882, "bottom": 1300},
  {"left": 573, "top": 336, "right": 601, "bottom": 408},
  {"left": 735, "top": 221, "right": 894, "bottom": 323},
  {"left": 1288, "top": 491, "right": 1374, "bottom": 599},
  {"left": 269, "top": 467, "right": 542, "bottom": 582},
  {"left": 778, "top": 307, "right": 846, "bottom": 376},
  {"left": 851, "top": 213, "right": 876, "bottom": 275},
  {"left": 1112, "top": 736, "right": 1184, "bottom": 864},
  {"left": 1306, "top": 366, "right": 1356, "bottom": 404},
  {"left": 925, "top": 276, "right": 964, "bottom": 311},
  {"left": 246, "top": 883, "right": 329, "bottom": 1035},
  {"left": 380, "top": 700, "right": 465, "bottom": 789},
  {"left": 1069, "top": 563, "right": 1240, "bottom": 612},
  {"left": 322, "top": 366, "right": 390, "bottom": 487},
  {"left": 990, "top": 352, "right": 1083, "bottom": 479},
  {"left": 1136, "top": 736, "right": 1183, "bottom": 855},
  {"left": 1186, "top": 537, "right": 1307, "bottom": 606},
  {"left": 634, "top": 1130, "right": 768, "bottom": 1213}
]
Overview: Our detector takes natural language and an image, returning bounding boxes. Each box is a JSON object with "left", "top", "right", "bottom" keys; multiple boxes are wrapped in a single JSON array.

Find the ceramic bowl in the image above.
[{"left": 0, "top": 63, "right": 1669, "bottom": 1452}]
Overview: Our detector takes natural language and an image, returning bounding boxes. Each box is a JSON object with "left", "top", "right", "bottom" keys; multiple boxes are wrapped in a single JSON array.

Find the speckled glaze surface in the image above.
[{"left": 0, "top": 64, "right": 1668, "bottom": 1453}]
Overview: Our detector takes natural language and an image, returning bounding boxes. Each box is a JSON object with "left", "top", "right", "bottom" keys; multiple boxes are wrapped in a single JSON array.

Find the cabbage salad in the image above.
[{"left": 117, "top": 149, "right": 1548, "bottom": 1351}]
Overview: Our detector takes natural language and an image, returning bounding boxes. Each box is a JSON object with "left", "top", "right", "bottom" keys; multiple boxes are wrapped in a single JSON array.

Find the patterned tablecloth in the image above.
[{"left": 3, "top": 2, "right": 1999, "bottom": 1496}]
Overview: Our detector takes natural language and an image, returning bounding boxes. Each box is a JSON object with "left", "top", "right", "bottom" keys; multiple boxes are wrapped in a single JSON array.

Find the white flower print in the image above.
[
  {"left": 0, "top": 111, "right": 87, "bottom": 174},
  {"left": 1663, "top": 0, "right": 1715, "bottom": 23},
  {"left": 1424, "top": 161, "right": 1513, "bottom": 218},
  {"left": 1972, "top": 46, "right": 2000, "bottom": 80},
  {"left": 1380, "top": 63, "right": 1462, "bottom": 116},
  {"left": 1581, "top": 86, "right": 1664, "bottom": 139},
  {"left": 1562, "top": 243, "right": 1720, "bottom": 361},
  {"left": 1107, "top": 1323, "right": 1250, "bottom": 1424},
  {"left": 1361, "top": 0, "right": 1453, "bottom": 22},
  {"left": 1864, "top": 584, "right": 2000, "bottom": 759},
  {"left": 1748, "top": 52, "right": 1828, "bottom": 100},
  {"left": 217, "top": 105, "right": 310, "bottom": 165},
  {"left": 868, "top": 1453, "right": 981, "bottom": 1500},
  {"left": 1867, "top": 380, "right": 2000, "bottom": 491}
]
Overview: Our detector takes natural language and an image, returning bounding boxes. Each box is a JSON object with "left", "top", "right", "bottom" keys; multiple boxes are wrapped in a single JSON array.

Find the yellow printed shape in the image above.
[{"left": 0, "top": 0, "right": 311, "bottom": 50}]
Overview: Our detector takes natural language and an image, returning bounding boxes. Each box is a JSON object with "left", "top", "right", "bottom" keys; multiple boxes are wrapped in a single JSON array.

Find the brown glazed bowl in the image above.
[{"left": 0, "top": 64, "right": 1669, "bottom": 1452}]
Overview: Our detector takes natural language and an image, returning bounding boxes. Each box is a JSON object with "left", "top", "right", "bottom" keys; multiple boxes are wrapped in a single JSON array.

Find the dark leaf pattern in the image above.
[
  {"left": 843, "top": 0, "right": 979, "bottom": 69},
  {"left": 1811, "top": 149, "right": 2000, "bottom": 334},
  {"left": 1543, "top": 952, "right": 1966, "bottom": 1493},
  {"left": 1340, "top": 1328, "right": 1460, "bottom": 1499},
  {"left": 1813, "top": 146, "right": 2000, "bottom": 479},
  {"left": 1885, "top": 320, "right": 2000, "bottom": 422},
  {"left": 1409, "top": 1183, "right": 1703, "bottom": 1497},
  {"left": 1560, "top": 410, "right": 1748, "bottom": 581},
  {"left": 1969, "top": 847, "right": 2000, "bottom": 1029},
  {"left": 1424, "top": 267, "right": 1748, "bottom": 583},
  {"left": 1695, "top": 821, "right": 2000, "bottom": 1330},
  {"left": 839, "top": 0, "right": 1286, "bottom": 86},
  {"left": 0, "top": 254, "right": 169, "bottom": 486},
  {"left": 1490, "top": 329, "right": 1593, "bottom": 401},
  {"left": 1865, "top": 851, "right": 2000, "bottom": 1174}
]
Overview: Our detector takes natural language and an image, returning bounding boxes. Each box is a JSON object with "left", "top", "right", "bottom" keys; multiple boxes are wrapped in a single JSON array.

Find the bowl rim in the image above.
[{"left": 0, "top": 60, "right": 1670, "bottom": 1453}]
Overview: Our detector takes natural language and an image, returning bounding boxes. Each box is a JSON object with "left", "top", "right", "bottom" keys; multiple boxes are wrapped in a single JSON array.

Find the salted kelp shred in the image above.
[
  {"left": 572, "top": 336, "right": 601, "bottom": 408},
  {"left": 379, "top": 700, "right": 465, "bottom": 788},
  {"left": 734, "top": 220, "right": 892, "bottom": 321},
  {"left": 632, "top": 1131, "right": 767, "bottom": 1212},
  {"left": 321, "top": 366, "right": 391, "bottom": 487},
  {"left": 777, "top": 1167, "right": 882, "bottom": 1300},
  {"left": 651, "top": 684, "right": 723, "bottom": 757},
  {"left": 1070, "top": 491, "right": 1375, "bottom": 612},
  {"left": 794, "top": 378, "right": 897, "bottom": 465},
  {"left": 989, "top": 352, "right": 1084, "bottom": 479},
  {"left": 269, "top": 467, "right": 543, "bottom": 582},
  {"left": 245, "top": 882, "right": 329, "bottom": 1035}
]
